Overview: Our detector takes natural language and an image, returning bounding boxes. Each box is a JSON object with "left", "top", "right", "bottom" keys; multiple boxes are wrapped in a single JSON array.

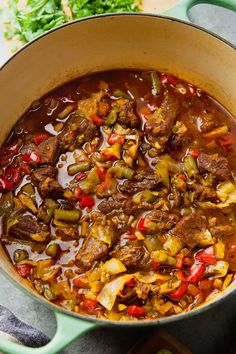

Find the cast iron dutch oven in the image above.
[{"left": 0, "top": 0, "right": 236, "bottom": 353}]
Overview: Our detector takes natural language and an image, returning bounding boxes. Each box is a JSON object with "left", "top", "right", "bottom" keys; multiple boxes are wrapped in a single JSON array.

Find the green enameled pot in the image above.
[{"left": 0, "top": 0, "right": 236, "bottom": 353}]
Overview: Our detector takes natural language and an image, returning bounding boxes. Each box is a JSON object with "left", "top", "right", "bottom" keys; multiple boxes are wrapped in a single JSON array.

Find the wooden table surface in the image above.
[{"left": 0, "top": 0, "right": 178, "bottom": 66}]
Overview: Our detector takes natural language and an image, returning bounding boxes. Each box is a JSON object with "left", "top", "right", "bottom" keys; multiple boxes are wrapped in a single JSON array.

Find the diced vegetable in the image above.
[
  {"left": 79, "top": 195, "right": 95, "bottom": 209},
  {"left": 196, "top": 247, "right": 217, "bottom": 265},
  {"left": 156, "top": 160, "right": 169, "bottom": 188},
  {"left": 178, "top": 263, "right": 205, "bottom": 283},
  {"left": 163, "top": 237, "right": 183, "bottom": 256},
  {"left": 90, "top": 224, "right": 115, "bottom": 246},
  {"left": 97, "top": 274, "right": 134, "bottom": 310},
  {"left": 18, "top": 194, "right": 37, "bottom": 214},
  {"left": 169, "top": 281, "right": 188, "bottom": 299},
  {"left": 127, "top": 305, "right": 145, "bottom": 317},
  {"left": 101, "top": 143, "right": 121, "bottom": 160},
  {"left": 67, "top": 161, "right": 90, "bottom": 175},
  {"left": 214, "top": 241, "right": 225, "bottom": 260},
  {"left": 13, "top": 249, "right": 28, "bottom": 263},
  {"left": 33, "top": 133, "right": 48, "bottom": 145},
  {"left": 106, "top": 106, "right": 120, "bottom": 126},
  {"left": 46, "top": 243, "right": 60, "bottom": 258},
  {"left": 184, "top": 155, "right": 199, "bottom": 177},
  {"left": 160, "top": 280, "right": 181, "bottom": 294},
  {"left": 208, "top": 261, "right": 229, "bottom": 278},
  {"left": 152, "top": 250, "right": 176, "bottom": 266},
  {"left": 91, "top": 114, "right": 105, "bottom": 126},
  {"left": 15, "top": 264, "right": 32, "bottom": 278},
  {"left": 54, "top": 209, "right": 81, "bottom": 223},
  {"left": 203, "top": 125, "right": 228, "bottom": 139},
  {"left": 222, "top": 274, "right": 233, "bottom": 290},
  {"left": 0, "top": 191, "right": 13, "bottom": 216},
  {"left": 113, "top": 89, "right": 131, "bottom": 100},
  {"left": 150, "top": 71, "right": 162, "bottom": 95},
  {"left": 103, "top": 258, "right": 127, "bottom": 275},
  {"left": 217, "top": 181, "right": 235, "bottom": 201}
]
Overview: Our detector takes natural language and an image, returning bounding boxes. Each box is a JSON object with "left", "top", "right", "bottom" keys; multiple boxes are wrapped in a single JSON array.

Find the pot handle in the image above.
[
  {"left": 162, "top": 0, "right": 236, "bottom": 22},
  {"left": 0, "top": 311, "right": 96, "bottom": 354}
]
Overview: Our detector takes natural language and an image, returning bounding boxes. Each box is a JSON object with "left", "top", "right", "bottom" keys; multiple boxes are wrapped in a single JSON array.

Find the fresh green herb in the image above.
[
  {"left": 69, "top": 0, "right": 140, "bottom": 19},
  {"left": 3, "top": 0, "right": 140, "bottom": 49},
  {"left": 4, "top": 0, "right": 67, "bottom": 43}
]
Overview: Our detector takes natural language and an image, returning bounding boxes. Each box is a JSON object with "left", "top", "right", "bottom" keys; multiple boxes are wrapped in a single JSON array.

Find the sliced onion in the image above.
[{"left": 97, "top": 274, "right": 133, "bottom": 310}]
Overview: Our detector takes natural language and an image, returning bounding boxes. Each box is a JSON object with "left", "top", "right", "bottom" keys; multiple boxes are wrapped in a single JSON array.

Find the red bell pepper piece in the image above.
[
  {"left": 187, "top": 264, "right": 205, "bottom": 283},
  {"left": 125, "top": 278, "right": 136, "bottom": 287},
  {"left": 0, "top": 142, "right": 20, "bottom": 166},
  {"left": 151, "top": 260, "right": 161, "bottom": 270},
  {"left": 175, "top": 253, "right": 184, "bottom": 269},
  {"left": 198, "top": 278, "right": 213, "bottom": 290},
  {"left": 178, "top": 263, "right": 205, "bottom": 283},
  {"left": 4, "top": 142, "right": 20, "bottom": 155},
  {"left": 189, "top": 149, "right": 200, "bottom": 158},
  {"left": 79, "top": 195, "right": 95, "bottom": 209},
  {"left": 179, "top": 173, "right": 187, "bottom": 181},
  {"left": 5, "top": 167, "right": 22, "bottom": 184},
  {"left": 22, "top": 152, "right": 41, "bottom": 164},
  {"left": 160, "top": 73, "right": 179, "bottom": 85},
  {"left": 170, "top": 281, "right": 188, "bottom": 300},
  {"left": 138, "top": 105, "right": 152, "bottom": 119},
  {"left": 75, "top": 173, "right": 87, "bottom": 182},
  {"left": 0, "top": 177, "right": 14, "bottom": 191},
  {"left": 73, "top": 275, "right": 88, "bottom": 287},
  {"left": 196, "top": 247, "right": 217, "bottom": 265},
  {"left": 219, "top": 134, "right": 236, "bottom": 147},
  {"left": 74, "top": 187, "right": 82, "bottom": 200},
  {"left": 137, "top": 218, "right": 146, "bottom": 231},
  {"left": 91, "top": 114, "right": 105, "bottom": 126},
  {"left": 127, "top": 305, "right": 145, "bottom": 317},
  {"left": 96, "top": 167, "right": 106, "bottom": 181},
  {"left": 108, "top": 133, "right": 125, "bottom": 145},
  {"left": 15, "top": 264, "right": 32, "bottom": 278},
  {"left": 33, "top": 133, "right": 48, "bottom": 146},
  {"left": 83, "top": 297, "right": 98, "bottom": 311}
]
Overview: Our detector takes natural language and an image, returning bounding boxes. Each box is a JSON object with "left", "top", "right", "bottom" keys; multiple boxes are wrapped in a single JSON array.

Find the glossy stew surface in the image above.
[{"left": 1, "top": 70, "right": 236, "bottom": 321}]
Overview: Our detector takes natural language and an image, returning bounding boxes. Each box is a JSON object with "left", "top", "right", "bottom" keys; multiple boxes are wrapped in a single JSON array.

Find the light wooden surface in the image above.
[{"left": 0, "top": 0, "right": 178, "bottom": 66}]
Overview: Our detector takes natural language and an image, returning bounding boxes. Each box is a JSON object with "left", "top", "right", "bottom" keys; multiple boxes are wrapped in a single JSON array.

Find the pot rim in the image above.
[
  {"left": 1, "top": 12, "right": 235, "bottom": 72},
  {"left": 1, "top": 12, "right": 236, "bottom": 327}
]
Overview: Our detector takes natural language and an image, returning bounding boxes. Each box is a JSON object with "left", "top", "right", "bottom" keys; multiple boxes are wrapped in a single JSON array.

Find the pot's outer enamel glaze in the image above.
[{"left": 0, "top": 1, "right": 236, "bottom": 353}]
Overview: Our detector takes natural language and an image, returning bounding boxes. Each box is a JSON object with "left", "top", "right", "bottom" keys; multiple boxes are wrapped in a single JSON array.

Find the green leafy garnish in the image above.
[
  {"left": 3, "top": 0, "right": 140, "bottom": 48},
  {"left": 69, "top": 0, "right": 140, "bottom": 19}
]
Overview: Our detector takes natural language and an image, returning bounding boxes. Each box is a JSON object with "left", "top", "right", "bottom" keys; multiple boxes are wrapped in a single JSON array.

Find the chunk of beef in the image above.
[
  {"left": 199, "top": 112, "right": 217, "bottom": 133},
  {"left": 31, "top": 166, "right": 63, "bottom": 198},
  {"left": 21, "top": 137, "right": 59, "bottom": 166},
  {"left": 31, "top": 166, "right": 57, "bottom": 183},
  {"left": 197, "top": 153, "right": 231, "bottom": 181},
  {"left": 9, "top": 215, "right": 42, "bottom": 239},
  {"left": 120, "top": 171, "right": 162, "bottom": 194},
  {"left": 146, "top": 210, "right": 179, "bottom": 232},
  {"left": 38, "top": 137, "right": 59, "bottom": 164},
  {"left": 210, "top": 225, "right": 234, "bottom": 238},
  {"left": 169, "top": 134, "right": 190, "bottom": 150},
  {"left": 145, "top": 91, "right": 179, "bottom": 151},
  {"left": 187, "top": 182, "right": 217, "bottom": 201},
  {"left": 172, "top": 214, "right": 207, "bottom": 248},
  {"left": 118, "top": 287, "right": 137, "bottom": 305},
  {"left": 110, "top": 240, "right": 150, "bottom": 269},
  {"left": 117, "top": 101, "right": 140, "bottom": 128},
  {"left": 58, "top": 113, "right": 97, "bottom": 152},
  {"left": 76, "top": 236, "right": 108, "bottom": 271},
  {"left": 98, "top": 192, "right": 153, "bottom": 215}
]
